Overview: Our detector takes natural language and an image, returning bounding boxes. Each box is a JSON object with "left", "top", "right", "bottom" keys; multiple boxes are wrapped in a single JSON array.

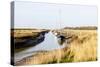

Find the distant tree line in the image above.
[{"left": 64, "top": 26, "right": 97, "bottom": 30}]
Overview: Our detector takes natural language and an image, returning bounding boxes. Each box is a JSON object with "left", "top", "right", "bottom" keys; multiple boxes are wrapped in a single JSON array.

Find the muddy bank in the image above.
[
  {"left": 14, "top": 32, "right": 45, "bottom": 49},
  {"left": 11, "top": 29, "right": 49, "bottom": 49}
]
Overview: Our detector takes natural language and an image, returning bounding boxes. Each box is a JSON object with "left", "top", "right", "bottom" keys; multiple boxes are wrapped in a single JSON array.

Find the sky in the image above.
[{"left": 13, "top": 1, "right": 98, "bottom": 29}]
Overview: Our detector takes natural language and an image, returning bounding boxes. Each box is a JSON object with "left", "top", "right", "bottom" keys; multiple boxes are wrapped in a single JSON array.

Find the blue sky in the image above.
[{"left": 14, "top": 1, "right": 97, "bottom": 29}]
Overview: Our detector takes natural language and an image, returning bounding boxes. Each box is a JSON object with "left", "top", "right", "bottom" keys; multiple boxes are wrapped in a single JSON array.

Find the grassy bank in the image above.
[{"left": 11, "top": 28, "right": 49, "bottom": 38}]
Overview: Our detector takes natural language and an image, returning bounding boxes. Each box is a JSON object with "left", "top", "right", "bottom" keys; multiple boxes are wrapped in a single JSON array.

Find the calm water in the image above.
[{"left": 15, "top": 31, "right": 65, "bottom": 62}]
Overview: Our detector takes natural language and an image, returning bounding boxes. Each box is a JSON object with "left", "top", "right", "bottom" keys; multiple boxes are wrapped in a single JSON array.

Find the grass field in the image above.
[
  {"left": 15, "top": 27, "right": 97, "bottom": 65},
  {"left": 61, "top": 29, "right": 97, "bottom": 62},
  {"left": 11, "top": 28, "right": 49, "bottom": 38}
]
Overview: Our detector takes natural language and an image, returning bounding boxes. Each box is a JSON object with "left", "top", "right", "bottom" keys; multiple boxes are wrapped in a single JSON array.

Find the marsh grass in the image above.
[{"left": 15, "top": 29, "right": 97, "bottom": 65}]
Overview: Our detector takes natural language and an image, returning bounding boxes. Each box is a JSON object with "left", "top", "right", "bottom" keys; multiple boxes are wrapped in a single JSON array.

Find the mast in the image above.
[
  {"left": 59, "top": 9, "right": 61, "bottom": 29},
  {"left": 57, "top": 8, "right": 62, "bottom": 63}
]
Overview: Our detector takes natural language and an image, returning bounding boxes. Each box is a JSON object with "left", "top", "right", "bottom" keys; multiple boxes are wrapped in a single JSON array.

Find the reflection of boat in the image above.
[
  {"left": 53, "top": 32, "right": 66, "bottom": 45},
  {"left": 57, "top": 35, "right": 66, "bottom": 45},
  {"left": 12, "top": 31, "right": 48, "bottom": 49}
]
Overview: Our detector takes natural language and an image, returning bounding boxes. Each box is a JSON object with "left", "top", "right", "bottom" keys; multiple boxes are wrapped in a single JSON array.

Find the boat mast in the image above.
[{"left": 59, "top": 9, "right": 61, "bottom": 29}]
